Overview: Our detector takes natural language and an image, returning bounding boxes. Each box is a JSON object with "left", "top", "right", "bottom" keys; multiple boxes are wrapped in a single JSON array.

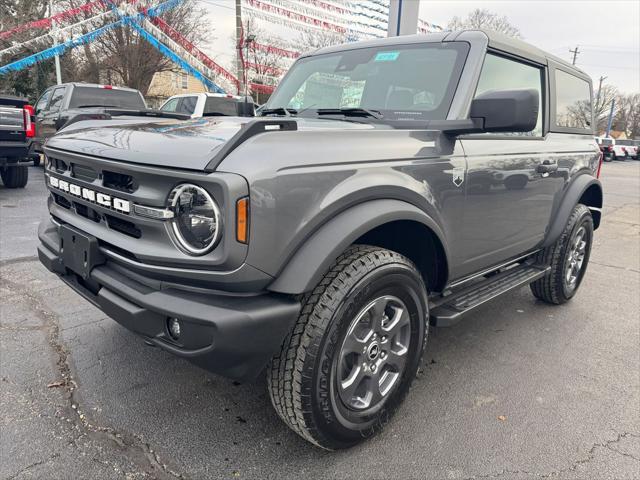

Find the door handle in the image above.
[{"left": 536, "top": 162, "right": 558, "bottom": 174}]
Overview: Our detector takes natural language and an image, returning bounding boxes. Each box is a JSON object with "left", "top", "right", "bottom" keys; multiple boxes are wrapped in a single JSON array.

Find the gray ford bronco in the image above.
[{"left": 38, "top": 30, "right": 603, "bottom": 449}]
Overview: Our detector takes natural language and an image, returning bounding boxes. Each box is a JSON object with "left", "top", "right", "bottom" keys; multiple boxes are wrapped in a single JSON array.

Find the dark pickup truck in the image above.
[
  {"left": 32, "top": 83, "right": 149, "bottom": 153},
  {"left": 0, "top": 94, "right": 36, "bottom": 188},
  {"left": 38, "top": 30, "right": 603, "bottom": 450}
]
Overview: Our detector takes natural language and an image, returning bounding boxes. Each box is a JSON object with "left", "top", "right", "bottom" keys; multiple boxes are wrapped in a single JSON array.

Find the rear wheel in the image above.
[
  {"left": 0, "top": 166, "right": 28, "bottom": 188},
  {"left": 530, "top": 204, "right": 593, "bottom": 304},
  {"left": 268, "top": 245, "right": 428, "bottom": 449}
]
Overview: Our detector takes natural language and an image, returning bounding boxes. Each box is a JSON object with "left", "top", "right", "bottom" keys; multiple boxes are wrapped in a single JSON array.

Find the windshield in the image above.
[
  {"left": 69, "top": 86, "right": 146, "bottom": 109},
  {"left": 600, "top": 138, "right": 614, "bottom": 146},
  {"left": 264, "top": 43, "right": 469, "bottom": 121}
]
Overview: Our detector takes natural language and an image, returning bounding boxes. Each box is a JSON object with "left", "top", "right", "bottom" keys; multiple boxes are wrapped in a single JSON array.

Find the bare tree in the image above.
[
  {"left": 295, "top": 29, "right": 346, "bottom": 53},
  {"left": 235, "top": 18, "right": 288, "bottom": 102},
  {"left": 613, "top": 93, "right": 640, "bottom": 138},
  {"left": 593, "top": 84, "right": 618, "bottom": 133},
  {"left": 55, "top": 0, "right": 210, "bottom": 94},
  {"left": 448, "top": 9, "right": 521, "bottom": 38}
]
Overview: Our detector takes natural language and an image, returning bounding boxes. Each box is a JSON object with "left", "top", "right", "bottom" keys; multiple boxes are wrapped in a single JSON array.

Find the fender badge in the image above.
[{"left": 452, "top": 167, "right": 465, "bottom": 187}]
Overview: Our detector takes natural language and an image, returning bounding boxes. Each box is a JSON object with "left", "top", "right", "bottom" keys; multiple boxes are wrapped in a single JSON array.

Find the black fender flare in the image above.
[
  {"left": 542, "top": 174, "right": 603, "bottom": 248},
  {"left": 267, "top": 199, "right": 449, "bottom": 295}
]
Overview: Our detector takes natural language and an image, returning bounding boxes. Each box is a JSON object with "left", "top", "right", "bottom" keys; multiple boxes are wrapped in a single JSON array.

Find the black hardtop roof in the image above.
[{"left": 308, "top": 29, "right": 589, "bottom": 80}]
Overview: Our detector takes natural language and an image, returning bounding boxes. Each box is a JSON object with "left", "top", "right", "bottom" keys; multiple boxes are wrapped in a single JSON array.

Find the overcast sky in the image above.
[{"left": 200, "top": 0, "right": 640, "bottom": 94}]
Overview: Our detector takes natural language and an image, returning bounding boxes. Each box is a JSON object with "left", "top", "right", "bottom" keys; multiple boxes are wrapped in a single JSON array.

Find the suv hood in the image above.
[{"left": 46, "top": 116, "right": 375, "bottom": 171}]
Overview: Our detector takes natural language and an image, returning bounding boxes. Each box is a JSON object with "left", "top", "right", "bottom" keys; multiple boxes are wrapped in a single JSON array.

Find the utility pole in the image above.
[
  {"left": 49, "top": 0, "right": 62, "bottom": 84},
  {"left": 235, "top": 0, "right": 244, "bottom": 96},
  {"left": 606, "top": 99, "right": 615, "bottom": 137},
  {"left": 569, "top": 45, "right": 580, "bottom": 65},
  {"left": 596, "top": 75, "right": 607, "bottom": 108}
]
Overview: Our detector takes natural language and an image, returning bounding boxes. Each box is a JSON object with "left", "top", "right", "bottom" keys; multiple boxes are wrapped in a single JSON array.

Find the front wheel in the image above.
[
  {"left": 530, "top": 204, "right": 593, "bottom": 304},
  {"left": 268, "top": 245, "right": 428, "bottom": 449}
]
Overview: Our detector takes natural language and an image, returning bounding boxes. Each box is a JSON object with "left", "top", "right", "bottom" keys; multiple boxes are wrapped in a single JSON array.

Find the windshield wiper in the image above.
[
  {"left": 315, "top": 108, "right": 383, "bottom": 119},
  {"left": 260, "top": 107, "right": 297, "bottom": 117}
]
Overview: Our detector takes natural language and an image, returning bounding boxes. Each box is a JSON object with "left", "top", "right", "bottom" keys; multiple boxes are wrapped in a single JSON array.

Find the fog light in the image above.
[{"left": 167, "top": 318, "right": 181, "bottom": 340}]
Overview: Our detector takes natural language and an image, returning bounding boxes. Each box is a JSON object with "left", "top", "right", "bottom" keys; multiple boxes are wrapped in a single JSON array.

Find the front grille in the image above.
[
  {"left": 71, "top": 163, "right": 98, "bottom": 182},
  {"left": 50, "top": 157, "right": 68, "bottom": 173},
  {"left": 53, "top": 193, "right": 71, "bottom": 209},
  {"left": 105, "top": 214, "right": 141, "bottom": 238},
  {"left": 103, "top": 170, "right": 137, "bottom": 193},
  {"left": 73, "top": 201, "right": 101, "bottom": 223}
]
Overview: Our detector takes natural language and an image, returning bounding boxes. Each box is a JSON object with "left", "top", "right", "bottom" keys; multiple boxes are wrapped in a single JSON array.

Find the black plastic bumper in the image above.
[
  {"left": 37, "top": 223, "right": 300, "bottom": 381},
  {"left": 0, "top": 140, "right": 35, "bottom": 162}
]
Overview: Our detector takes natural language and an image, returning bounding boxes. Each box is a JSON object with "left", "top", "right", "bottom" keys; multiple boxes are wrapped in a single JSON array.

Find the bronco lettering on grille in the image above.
[{"left": 47, "top": 175, "right": 130, "bottom": 214}]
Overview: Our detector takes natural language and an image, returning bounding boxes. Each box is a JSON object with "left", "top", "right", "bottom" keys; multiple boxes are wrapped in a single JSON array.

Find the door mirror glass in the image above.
[{"left": 470, "top": 89, "right": 539, "bottom": 133}]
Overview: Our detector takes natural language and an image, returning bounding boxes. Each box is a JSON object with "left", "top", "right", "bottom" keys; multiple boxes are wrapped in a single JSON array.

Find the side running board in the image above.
[{"left": 430, "top": 264, "right": 551, "bottom": 327}]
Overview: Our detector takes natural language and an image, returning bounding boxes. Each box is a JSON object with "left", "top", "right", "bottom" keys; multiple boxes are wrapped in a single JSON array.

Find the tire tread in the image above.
[{"left": 268, "top": 245, "right": 423, "bottom": 449}]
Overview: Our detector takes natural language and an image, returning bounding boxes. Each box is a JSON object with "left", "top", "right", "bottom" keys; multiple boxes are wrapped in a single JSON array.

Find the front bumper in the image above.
[{"left": 37, "top": 220, "right": 300, "bottom": 381}]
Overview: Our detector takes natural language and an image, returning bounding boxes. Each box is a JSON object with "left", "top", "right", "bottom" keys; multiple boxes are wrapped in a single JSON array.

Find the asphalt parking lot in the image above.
[{"left": 1, "top": 161, "right": 639, "bottom": 480}]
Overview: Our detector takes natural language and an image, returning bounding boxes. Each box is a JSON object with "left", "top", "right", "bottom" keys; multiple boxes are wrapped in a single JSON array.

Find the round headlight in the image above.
[{"left": 169, "top": 184, "right": 221, "bottom": 255}]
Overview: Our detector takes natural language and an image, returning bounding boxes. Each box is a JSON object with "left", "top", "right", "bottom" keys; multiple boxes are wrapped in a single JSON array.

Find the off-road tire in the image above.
[
  {"left": 530, "top": 203, "right": 593, "bottom": 304},
  {"left": 268, "top": 245, "right": 428, "bottom": 450},
  {"left": 0, "top": 166, "right": 28, "bottom": 188}
]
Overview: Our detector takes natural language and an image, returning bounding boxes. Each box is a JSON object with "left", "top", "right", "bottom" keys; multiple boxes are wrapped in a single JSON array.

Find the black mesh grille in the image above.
[
  {"left": 103, "top": 170, "right": 137, "bottom": 193},
  {"left": 71, "top": 163, "right": 98, "bottom": 182},
  {"left": 53, "top": 193, "right": 71, "bottom": 209},
  {"left": 49, "top": 157, "right": 68, "bottom": 173},
  {"left": 73, "top": 202, "right": 101, "bottom": 223},
  {"left": 105, "top": 214, "right": 141, "bottom": 238}
]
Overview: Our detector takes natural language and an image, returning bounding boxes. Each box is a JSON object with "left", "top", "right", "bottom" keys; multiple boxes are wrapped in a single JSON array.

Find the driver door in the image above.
[{"left": 457, "top": 53, "right": 564, "bottom": 277}]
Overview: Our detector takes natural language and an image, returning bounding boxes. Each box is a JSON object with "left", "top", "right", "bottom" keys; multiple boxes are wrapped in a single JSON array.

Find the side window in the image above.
[
  {"left": 475, "top": 53, "right": 543, "bottom": 136},
  {"left": 178, "top": 96, "right": 197, "bottom": 114},
  {"left": 47, "top": 87, "right": 66, "bottom": 113},
  {"left": 161, "top": 98, "right": 179, "bottom": 112},
  {"left": 555, "top": 70, "right": 591, "bottom": 129},
  {"left": 35, "top": 89, "right": 52, "bottom": 114}
]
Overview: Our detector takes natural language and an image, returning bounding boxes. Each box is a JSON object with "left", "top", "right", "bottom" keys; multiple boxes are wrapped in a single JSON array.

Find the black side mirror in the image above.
[{"left": 470, "top": 88, "right": 539, "bottom": 133}]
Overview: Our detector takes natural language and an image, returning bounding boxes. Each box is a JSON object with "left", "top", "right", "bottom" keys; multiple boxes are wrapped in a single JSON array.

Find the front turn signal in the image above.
[{"left": 236, "top": 197, "right": 249, "bottom": 244}]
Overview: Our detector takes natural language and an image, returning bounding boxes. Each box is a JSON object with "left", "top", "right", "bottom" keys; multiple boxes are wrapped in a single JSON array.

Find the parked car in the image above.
[
  {"left": 615, "top": 139, "right": 638, "bottom": 159},
  {"left": 0, "top": 94, "right": 37, "bottom": 188},
  {"left": 32, "top": 83, "right": 151, "bottom": 153},
  {"left": 595, "top": 136, "right": 614, "bottom": 161},
  {"left": 38, "top": 30, "right": 602, "bottom": 449},
  {"left": 610, "top": 140, "right": 629, "bottom": 161},
  {"left": 159, "top": 92, "right": 255, "bottom": 118}
]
